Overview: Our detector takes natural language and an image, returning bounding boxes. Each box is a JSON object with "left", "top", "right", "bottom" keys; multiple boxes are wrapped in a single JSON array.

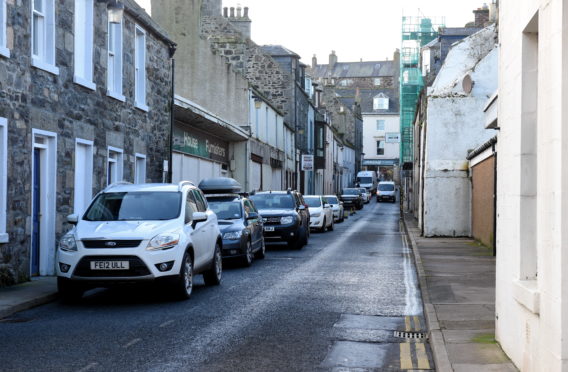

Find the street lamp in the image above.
[{"left": 98, "top": 0, "right": 125, "bottom": 24}]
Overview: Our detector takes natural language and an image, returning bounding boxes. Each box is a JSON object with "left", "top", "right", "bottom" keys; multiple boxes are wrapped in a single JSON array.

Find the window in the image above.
[
  {"left": 74, "top": 139, "right": 93, "bottom": 215},
  {"left": 0, "top": 0, "right": 9, "bottom": 57},
  {"left": 74, "top": 0, "right": 95, "bottom": 90},
  {"left": 376, "top": 141, "right": 384, "bottom": 155},
  {"left": 134, "top": 25, "right": 148, "bottom": 111},
  {"left": 373, "top": 94, "right": 389, "bottom": 110},
  {"left": 107, "top": 147, "right": 123, "bottom": 185},
  {"left": 339, "top": 79, "right": 353, "bottom": 87},
  {"left": 185, "top": 192, "right": 198, "bottom": 223},
  {"left": 376, "top": 120, "right": 385, "bottom": 131},
  {"left": 134, "top": 153, "right": 146, "bottom": 184},
  {"left": 192, "top": 189, "right": 207, "bottom": 212},
  {"left": 107, "top": 19, "right": 124, "bottom": 101},
  {"left": 32, "top": 0, "right": 58, "bottom": 74},
  {"left": 0, "top": 118, "right": 7, "bottom": 242},
  {"left": 374, "top": 78, "right": 382, "bottom": 86}
]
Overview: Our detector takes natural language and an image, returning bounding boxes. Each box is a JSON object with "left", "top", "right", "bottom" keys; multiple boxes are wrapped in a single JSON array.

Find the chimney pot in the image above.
[
  {"left": 223, "top": 7, "right": 228, "bottom": 17},
  {"left": 244, "top": 7, "right": 249, "bottom": 19},
  {"left": 329, "top": 51, "right": 338, "bottom": 69},
  {"left": 312, "top": 54, "right": 317, "bottom": 68},
  {"left": 230, "top": 7, "right": 235, "bottom": 18},
  {"left": 237, "top": 6, "right": 242, "bottom": 18}
]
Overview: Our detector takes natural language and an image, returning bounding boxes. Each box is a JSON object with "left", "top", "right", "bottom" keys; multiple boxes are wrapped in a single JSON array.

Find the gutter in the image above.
[{"left": 466, "top": 136, "right": 497, "bottom": 161}]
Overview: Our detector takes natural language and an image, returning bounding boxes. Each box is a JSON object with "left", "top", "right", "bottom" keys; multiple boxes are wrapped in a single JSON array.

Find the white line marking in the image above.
[
  {"left": 123, "top": 338, "right": 142, "bottom": 348},
  {"left": 159, "top": 320, "right": 174, "bottom": 328},
  {"left": 77, "top": 362, "right": 98, "bottom": 372}
]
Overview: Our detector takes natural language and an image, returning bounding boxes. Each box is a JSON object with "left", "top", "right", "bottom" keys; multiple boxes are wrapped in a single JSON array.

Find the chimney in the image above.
[
  {"left": 230, "top": 7, "right": 235, "bottom": 18},
  {"left": 393, "top": 48, "right": 400, "bottom": 64},
  {"left": 329, "top": 51, "right": 338, "bottom": 69},
  {"left": 201, "top": 0, "right": 222, "bottom": 16},
  {"left": 223, "top": 7, "right": 228, "bottom": 18},
  {"left": 227, "top": 5, "right": 252, "bottom": 39},
  {"left": 473, "top": 4, "right": 490, "bottom": 27},
  {"left": 237, "top": 6, "right": 242, "bottom": 18},
  {"left": 488, "top": 0, "right": 498, "bottom": 23},
  {"left": 243, "top": 7, "right": 249, "bottom": 19},
  {"left": 312, "top": 54, "right": 317, "bottom": 68}
]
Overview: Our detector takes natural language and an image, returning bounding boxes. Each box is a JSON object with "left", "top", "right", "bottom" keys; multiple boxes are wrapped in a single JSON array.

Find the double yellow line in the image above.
[{"left": 399, "top": 316, "right": 430, "bottom": 370}]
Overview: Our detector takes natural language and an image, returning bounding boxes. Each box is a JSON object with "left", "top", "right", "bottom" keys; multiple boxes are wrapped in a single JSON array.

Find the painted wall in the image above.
[{"left": 362, "top": 114, "right": 400, "bottom": 161}]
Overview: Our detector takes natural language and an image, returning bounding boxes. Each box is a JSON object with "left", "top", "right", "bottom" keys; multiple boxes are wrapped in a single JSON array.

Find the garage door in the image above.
[
  {"left": 271, "top": 168, "right": 282, "bottom": 191},
  {"left": 251, "top": 161, "right": 262, "bottom": 191},
  {"left": 173, "top": 153, "right": 223, "bottom": 185}
]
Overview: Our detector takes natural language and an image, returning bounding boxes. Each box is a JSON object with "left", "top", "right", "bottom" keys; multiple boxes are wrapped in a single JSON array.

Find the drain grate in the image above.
[{"left": 394, "top": 330, "right": 426, "bottom": 339}]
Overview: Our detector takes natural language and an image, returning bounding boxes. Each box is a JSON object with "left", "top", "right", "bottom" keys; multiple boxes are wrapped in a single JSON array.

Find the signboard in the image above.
[
  {"left": 173, "top": 126, "right": 229, "bottom": 163},
  {"left": 385, "top": 132, "right": 401, "bottom": 143},
  {"left": 362, "top": 159, "right": 398, "bottom": 166},
  {"left": 301, "top": 155, "right": 314, "bottom": 171}
]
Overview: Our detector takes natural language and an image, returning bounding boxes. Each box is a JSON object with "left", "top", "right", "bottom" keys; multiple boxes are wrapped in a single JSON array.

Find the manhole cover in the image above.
[{"left": 393, "top": 330, "right": 426, "bottom": 339}]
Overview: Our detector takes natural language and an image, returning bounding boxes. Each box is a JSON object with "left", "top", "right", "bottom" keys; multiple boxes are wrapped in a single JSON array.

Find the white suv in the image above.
[{"left": 56, "top": 181, "right": 222, "bottom": 301}]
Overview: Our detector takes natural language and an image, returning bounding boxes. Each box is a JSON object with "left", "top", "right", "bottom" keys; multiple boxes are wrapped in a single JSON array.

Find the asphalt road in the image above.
[{"left": 0, "top": 197, "right": 433, "bottom": 372}]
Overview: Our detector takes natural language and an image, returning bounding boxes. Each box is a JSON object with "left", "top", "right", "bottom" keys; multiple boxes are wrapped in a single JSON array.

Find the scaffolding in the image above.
[{"left": 400, "top": 15, "right": 445, "bottom": 165}]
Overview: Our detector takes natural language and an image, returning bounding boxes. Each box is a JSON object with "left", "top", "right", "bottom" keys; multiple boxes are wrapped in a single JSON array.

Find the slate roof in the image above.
[
  {"left": 335, "top": 89, "right": 400, "bottom": 115},
  {"left": 260, "top": 45, "right": 300, "bottom": 58},
  {"left": 310, "top": 60, "right": 397, "bottom": 79},
  {"left": 440, "top": 27, "right": 482, "bottom": 36}
]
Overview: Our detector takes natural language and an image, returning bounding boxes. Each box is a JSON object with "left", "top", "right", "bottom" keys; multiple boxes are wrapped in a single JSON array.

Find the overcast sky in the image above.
[{"left": 136, "top": 0, "right": 489, "bottom": 64}]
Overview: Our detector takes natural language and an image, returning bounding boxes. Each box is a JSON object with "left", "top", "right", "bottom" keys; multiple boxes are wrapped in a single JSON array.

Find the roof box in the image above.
[{"left": 198, "top": 177, "right": 242, "bottom": 194}]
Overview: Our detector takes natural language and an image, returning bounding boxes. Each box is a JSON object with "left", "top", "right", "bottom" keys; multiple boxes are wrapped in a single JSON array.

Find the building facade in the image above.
[{"left": 0, "top": 0, "right": 174, "bottom": 285}]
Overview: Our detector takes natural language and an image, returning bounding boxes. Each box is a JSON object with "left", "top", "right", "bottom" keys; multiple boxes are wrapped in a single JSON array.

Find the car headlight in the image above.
[
  {"left": 280, "top": 216, "right": 295, "bottom": 225},
  {"left": 223, "top": 231, "right": 242, "bottom": 240},
  {"left": 310, "top": 212, "right": 321, "bottom": 218},
  {"left": 147, "top": 233, "right": 180, "bottom": 251},
  {"left": 59, "top": 232, "right": 77, "bottom": 252}
]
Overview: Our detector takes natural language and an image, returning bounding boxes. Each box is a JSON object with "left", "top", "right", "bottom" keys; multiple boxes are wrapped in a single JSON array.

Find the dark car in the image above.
[
  {"left": 199, "top": 178, "right": 265, "bottom": 266},
  {"left": 340, "top": 188, "right": 364, "bottom": 210},
  {"left": 250, "top": 190, "right": 310, "bottom": 250}
]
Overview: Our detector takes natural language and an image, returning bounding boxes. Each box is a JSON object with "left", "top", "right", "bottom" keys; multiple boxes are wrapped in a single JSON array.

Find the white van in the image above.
[{"left": 356, "top": 171, "right": 377, "bottom": 194}]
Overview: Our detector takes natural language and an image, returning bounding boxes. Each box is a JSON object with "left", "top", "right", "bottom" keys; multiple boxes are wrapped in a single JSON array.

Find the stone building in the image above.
[{"left": 0, "top": 0, "right": 174, "bottom": 285}]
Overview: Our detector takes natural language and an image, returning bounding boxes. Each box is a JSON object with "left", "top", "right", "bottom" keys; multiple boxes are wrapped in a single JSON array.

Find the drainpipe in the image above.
[
  {"left": 492, "top": 143, "right": 497, "bottom": 256},
  {"left": 168, "top": 43, "right": 177, "bottom": 183}
]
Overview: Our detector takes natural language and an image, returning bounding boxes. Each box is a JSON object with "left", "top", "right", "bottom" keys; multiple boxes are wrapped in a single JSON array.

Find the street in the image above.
[{"left": 0, "top": 200, "right": 432, "bottom": 372}]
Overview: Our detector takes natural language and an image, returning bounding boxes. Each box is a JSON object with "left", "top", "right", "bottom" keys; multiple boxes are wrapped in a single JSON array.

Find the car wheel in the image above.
[
  {"left": 173, "top": 251, "right": 194, "bottom": 300},
  {"left": 255, "top": 238, "right": 266, "bottom": 259},
  {"left": 320, "top": 217, "right": 327, "bottom": 233},
  {"left": 204, "top": 242, "right": 223, "bottom": 286},
  {"left": 328, "top": 218, "right": 334, "bottom": 231},
  {"left": 241, "top": 239, "right": 254, "bottom": 267},
  {"left": 57, "top": 278, "right": 84, "bottom": 303}
]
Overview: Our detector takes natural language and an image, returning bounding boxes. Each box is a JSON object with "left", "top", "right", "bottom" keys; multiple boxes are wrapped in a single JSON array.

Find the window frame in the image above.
[
  {"left": 31, "top": 0, "right": 59, "bottom": 75},
  {"left": 0, "top": 0, "right": 9, "bottom": 58},
  {"left": 134, "top": 24, "right": 148, "bottom": 111},
  {"left": 376, "top": 120, "right": 385, "bottom": 131},
  {"left": 0, "top": 118, "right": 7, "bottom": 242},
  {"left": 107, "top": 18, "right": 125, "bottom": 101},
  {"left": 73, "top": 0, "right": 95, "bottom": 90},
  {"left": 376, "top": 140, "right": 385, "bottom": 155},
  {"left": 107, "top": 146, "right": 124, "bottom": 186},
  {"left": 134, "top": 153, "right": 146, "bottom": 184}
]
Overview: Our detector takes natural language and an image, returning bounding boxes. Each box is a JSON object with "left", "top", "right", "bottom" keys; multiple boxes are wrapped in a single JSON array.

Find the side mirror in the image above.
[
  {"left": 191, "top": 212, "right": 208, "bottom": 229},
  {"left": 67, "top": 214, "right": 79, "bottom": 225},
  {"left": 339, "top": 201, "right": 344, "bottom": 206},
  {"left": 247, "top": 212, "right": 259, "bottom": 220},
  {"left": 323, "top": 203, "right": 330, "bottom": 208},
  {"left": 298, "top": 205, "right": 306, "bottom": 211}
]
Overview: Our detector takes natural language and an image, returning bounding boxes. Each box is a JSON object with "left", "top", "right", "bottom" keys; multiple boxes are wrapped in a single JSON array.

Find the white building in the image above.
[
  {"left": 496, "top": 1, "right": 568, "bottom": 370},
  {"left": 362, "top": 111, "right": 400, "bottom": 179},
  {"left": 416, "top": 25, "right": 497, "bottom": 237}
]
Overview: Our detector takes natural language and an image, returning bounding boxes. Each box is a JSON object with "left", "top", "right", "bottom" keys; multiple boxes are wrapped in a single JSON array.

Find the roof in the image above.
[
  {"left": 440, "top": 27, "right": 483, "bottom": 36},
  {"left": 310, "top": 60, "right": 397, "bottom": 79},
  {"left": 335, "top": 89, "right": 400, "bottom": 114},
  {"left": 260, "top": 45, "right": 300, "bottom": 58}
]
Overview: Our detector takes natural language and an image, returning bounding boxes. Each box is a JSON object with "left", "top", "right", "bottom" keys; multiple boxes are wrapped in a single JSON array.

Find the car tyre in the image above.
[
  {"left": 204, "top": 243, "right": 222, "bottom": 286},
  {"left": 328, "top": 218, "right": 334, "bottom": 231},
  {"left": 174, "top": 251, "right": 194, "bottom": 300},
  {"left": 319, "top": 218, "right": 327, "bottom": 233},
  {"left": 241, "top": 239, "right": 254, "bottom": 267},
  {"left": 57, "top": 278, "right": 84, "bottom": 303},
  {"left": 255, "top": 238, "right": 266, "bottom": 259}
]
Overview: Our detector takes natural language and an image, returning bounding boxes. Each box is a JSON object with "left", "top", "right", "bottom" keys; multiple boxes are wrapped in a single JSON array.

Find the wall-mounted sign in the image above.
[
  {"left": 173, "top": 126, "right": 229, "bottom": 163},
  {"left": 301, "top": 155, "right": 314, "bottom": 171},
  {"left": 385, "top": 132, "right": 401, "bottom": 143}
]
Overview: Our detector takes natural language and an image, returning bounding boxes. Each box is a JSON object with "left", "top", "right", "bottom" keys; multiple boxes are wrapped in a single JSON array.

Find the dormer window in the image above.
[{"left": 373, "top": 93, "right": 389, "bottom": 110}]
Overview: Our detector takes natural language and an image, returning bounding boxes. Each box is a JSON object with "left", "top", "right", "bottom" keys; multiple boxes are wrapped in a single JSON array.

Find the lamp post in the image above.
[{"left": 97, "top": 0, "right": 125, "bottom": 23}]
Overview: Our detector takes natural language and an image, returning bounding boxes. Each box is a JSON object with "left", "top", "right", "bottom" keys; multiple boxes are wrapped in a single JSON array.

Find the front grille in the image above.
[
  {"left": 263, "top": 217, "right": 282, "bottom": 225},
  {"left": 73, "top": 256, "right": 151, "bottom": 277},
  {"left": 82, "top": 240, "right": 142, "bottom": 249}
]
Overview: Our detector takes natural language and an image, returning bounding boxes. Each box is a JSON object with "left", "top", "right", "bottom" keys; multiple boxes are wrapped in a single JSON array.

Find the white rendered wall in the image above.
[{"left": 362, "top": 114, "right": 400, "bottom": 161}]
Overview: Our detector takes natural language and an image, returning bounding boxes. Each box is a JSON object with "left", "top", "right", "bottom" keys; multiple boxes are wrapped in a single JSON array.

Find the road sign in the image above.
[{"left": 301, "top": 155, "right": 314, "bottom": 171}]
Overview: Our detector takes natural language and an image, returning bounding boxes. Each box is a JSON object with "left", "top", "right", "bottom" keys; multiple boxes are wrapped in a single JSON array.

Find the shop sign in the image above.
[
  {"left": 173, "top": 126, "right": 229, "bottom": 163},
  {"left": 301, "top": 155, "right": 314, "bottom": 171},
  {"left": 386, "top": 132, "right": 401, "bottom": 143}
]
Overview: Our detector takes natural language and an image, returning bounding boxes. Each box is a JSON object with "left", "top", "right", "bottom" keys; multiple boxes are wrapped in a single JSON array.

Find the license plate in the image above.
[
  {"left": 90, "top": 261, "right": 130, "bottom": 270},
  {"left": 264, "top": 226, "right": 275, "bottom": 232}
]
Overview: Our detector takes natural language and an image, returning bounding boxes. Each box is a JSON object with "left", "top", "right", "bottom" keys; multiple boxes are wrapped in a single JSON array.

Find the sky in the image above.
[{"left": 136, "top": 0, "right": 489, "bottom": 64}]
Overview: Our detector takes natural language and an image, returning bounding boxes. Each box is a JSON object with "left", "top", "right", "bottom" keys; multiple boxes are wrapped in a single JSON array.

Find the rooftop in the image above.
[{"left": 310, "top": 60, "right": 397, "bottom": 79}]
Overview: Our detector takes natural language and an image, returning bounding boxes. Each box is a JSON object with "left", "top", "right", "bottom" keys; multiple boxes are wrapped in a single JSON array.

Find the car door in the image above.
[
  {"left": 185, "top": 190, "right": 208, "bottom": 270},
  {"left": 192, "top": 189, "right": 217, "bottom": 267},
  {"left": 322, "top": 197, "right": 333, "bottom": 225},
  {"left": 245, "top": 199, "right": 262, "bottom": 249}
]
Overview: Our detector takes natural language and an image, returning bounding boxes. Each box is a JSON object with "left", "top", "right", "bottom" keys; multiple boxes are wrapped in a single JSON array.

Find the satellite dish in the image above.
[{"left": 462, "top": 73, "right": 474, "bottom": 94}]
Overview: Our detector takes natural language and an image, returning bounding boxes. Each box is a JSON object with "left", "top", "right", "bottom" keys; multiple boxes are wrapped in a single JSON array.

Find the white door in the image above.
[
  {"left": 251, "top": 161, "right": 262, "bottom": 191},
  {"left": 74, "top": 140, "right": 93, "bottom": 215}
]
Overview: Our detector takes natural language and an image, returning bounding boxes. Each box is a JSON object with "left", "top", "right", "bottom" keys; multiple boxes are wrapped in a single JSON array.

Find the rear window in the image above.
[
  {"left": 342, "top": 189, "right": 360, "bottom": 195},
  {"left": 208, "top": 200, "right": 242, "bottom": 220},
  {"left": 378, "top": 184, "right": 395, "bottom": 191},
  {"left": 84, "top": 192, "right": 182, "bottom": 221}
]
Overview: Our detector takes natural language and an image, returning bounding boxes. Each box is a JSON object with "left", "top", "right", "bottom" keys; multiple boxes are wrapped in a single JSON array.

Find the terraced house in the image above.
[{"left": 0, "top": 0, "right": 175, "bottom": 285}]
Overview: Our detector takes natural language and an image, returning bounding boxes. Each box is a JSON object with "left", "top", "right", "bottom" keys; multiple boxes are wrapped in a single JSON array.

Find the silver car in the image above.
[{"left": 325, "top": 195, "right": 345, "bottom": 223}]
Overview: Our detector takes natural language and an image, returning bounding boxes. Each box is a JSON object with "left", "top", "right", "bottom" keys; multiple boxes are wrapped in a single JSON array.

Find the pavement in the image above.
[
  {"left": 403, "top": 213, "right": 518, "bottom": 372},
  {"left": 0, "top": 276, "right": 57, "bottom": 319}
]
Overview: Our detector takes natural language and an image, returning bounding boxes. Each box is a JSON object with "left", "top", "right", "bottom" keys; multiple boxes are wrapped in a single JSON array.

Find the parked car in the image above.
[
  {"left": 377, "top": 181, "right": 397, "bottom": 203},
  {"left": 199, "top": 177, "right": 265, "bottom": 267},
  {"left": 325, "top": 195, "right": 345, "bottom": 223},
  {"left": 358, "top": 187, "right": 371, "bottom": 204},
  {"left": 250, "top": 190, "right": 310, "bottom": 249},
  {"left": 56, "top": 181, "right": 223, "bottom": 301},
  {"left": 340, "top": 188, "right": 364, "bottom": 210},
  {"left": 304, "top": 195, "right": 334, "bottom": 232}
]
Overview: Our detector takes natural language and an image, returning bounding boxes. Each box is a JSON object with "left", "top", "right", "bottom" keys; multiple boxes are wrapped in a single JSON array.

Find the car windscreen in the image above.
[
  {"left": 342, "top": 189, "right": 360, "bottom": 195},
  {"left": 378, "top": 184, "right": 395, "bottom": 191},
  {"left": 326, "top": 197, "right": 339, "bottom": 204},
  {"left": 250, "top": 194, "right": 295, "bottom": 210},
  {"left": 208, "top": 200, "right": 242, "bottom": 220},
  {"left": 357, "top": 177, "right": 373, "bottom": 184},
  {"left": 304, "top": 197, "right": 322, "bottom": 208},
  {"left": 84, "top": 192, "right": 182, "bottom": 221}
]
